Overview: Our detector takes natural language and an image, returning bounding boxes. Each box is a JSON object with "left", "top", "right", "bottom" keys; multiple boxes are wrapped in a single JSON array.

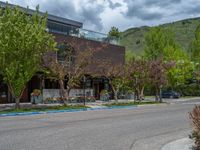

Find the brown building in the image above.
[{"left": 0, "top": 2, "right": 125, "bottom": 104}]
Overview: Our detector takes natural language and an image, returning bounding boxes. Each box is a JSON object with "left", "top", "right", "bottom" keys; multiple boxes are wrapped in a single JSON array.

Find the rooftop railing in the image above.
[
  {"left": 47, "top": 22, "right": 120, "bottom": 45},
  {"left": 77, "top": 29, "right": 120, "bottom": 45}
]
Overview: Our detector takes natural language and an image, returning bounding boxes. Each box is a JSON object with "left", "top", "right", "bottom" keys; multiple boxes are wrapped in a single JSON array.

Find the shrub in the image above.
[
  {"left": 178, "top": 84, "right": 200, "bottom": 96},
  {"left": 100, "top": 90, "right": 109, "bottom": 95},
  {"left": 31, "top": 89, "right": 41, "bottom": 96},
  {"left": 136, "top": 39, "right": 140, "bottom": 44},
  {"left": 189, "top": 105, "right": 200, "bottom": 150}
]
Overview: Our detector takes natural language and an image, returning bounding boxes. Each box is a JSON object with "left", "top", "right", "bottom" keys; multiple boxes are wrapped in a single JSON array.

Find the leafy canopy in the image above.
[
  {"left": 0, "top": 6, "right": 56, "bottom": 98},
  {"left": 191, "top": 24, "right": 200, "bottom": 63},
  {"left": 108, "top": 26, "right": 120, "bottom": 38},
  {"left": 144, "top": 27, "right": 178, "bottom": 60},
  {"left": 144, "top": 26, "right": 192, "bottom": 88}
]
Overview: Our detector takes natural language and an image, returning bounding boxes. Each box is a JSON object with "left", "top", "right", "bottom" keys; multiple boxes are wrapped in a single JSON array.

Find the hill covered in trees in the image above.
[{"left": 120, "top": 17, "right": 200, "bottom": 55}]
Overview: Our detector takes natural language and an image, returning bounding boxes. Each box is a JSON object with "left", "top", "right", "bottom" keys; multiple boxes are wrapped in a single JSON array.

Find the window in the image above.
[
  {"left": 47, "top": 20, "right": 79, "bottom": 35},
  {"left": 57, "top": 42, "right": 75, "bottom": 66},
  {"left": 44, "top": 79, "right": 59, "bottom": 89}
]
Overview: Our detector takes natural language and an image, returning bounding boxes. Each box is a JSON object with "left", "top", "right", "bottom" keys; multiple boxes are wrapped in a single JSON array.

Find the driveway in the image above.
[{"left": 0, "top": 99, "right": 198, "bottom": 150}]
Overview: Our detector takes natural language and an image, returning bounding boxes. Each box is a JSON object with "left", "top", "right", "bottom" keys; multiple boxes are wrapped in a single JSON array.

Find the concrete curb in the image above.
[
  {"left": 137, "top": 103, "right": 169, "bottom": 107},
  {"left": 162, "top": 138, "right": 193, "bottom": 150},
  {"left": 0, "top": 105, "right": 137, "bottom": 117}
]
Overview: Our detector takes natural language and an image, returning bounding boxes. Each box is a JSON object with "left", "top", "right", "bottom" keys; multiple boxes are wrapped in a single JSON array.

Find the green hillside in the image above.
[{"left": 120, "top": 17, "right": 200, "bottom": 55}]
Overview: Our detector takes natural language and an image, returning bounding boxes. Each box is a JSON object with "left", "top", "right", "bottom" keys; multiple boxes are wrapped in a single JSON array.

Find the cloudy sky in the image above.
[{"left": 1, "top": 0, "right": 200, "bottom": 33}]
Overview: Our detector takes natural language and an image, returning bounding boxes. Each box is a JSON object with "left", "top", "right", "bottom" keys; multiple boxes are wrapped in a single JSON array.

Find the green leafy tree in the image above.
[
  {"left": 191, "top": 24, "right": 200, "bottom": 63},
  {"left": 144, "top": 27, "right": 191, "bottom": 92},
  {"left": 190, "top": 25, "right": 200, "bottom": 85},
  {"left": 144, "top": 27, "right": 177, "bottom": 60},
  {"left": 148, "top": 58, "right": 175, "bottom": 102},
  {"left": 98, "top": 60, "right": 125, "bottom": 102},
  {"left": 108, "top": 26, "right": 120, "bottom": 38},
  {"left": 125, "top": 50, "right": 136, "bottom": 62},
  {"left": 189, "top": 25, "right": 200, "bottom": 146},
  {"left": 111, "top": 76, "right": 127, "bottom": 100},
  {"left": 164, "top": 46, "right": 192, "bottom": 89},
  {"left": 128, "top": 57, "right": 149, "bottom": 101},
  {"left": 0, "top": 6, "right": 56, "bottom": 109},
  {"left": 45, "top": 42, "right": 93, "bottom": 105}
]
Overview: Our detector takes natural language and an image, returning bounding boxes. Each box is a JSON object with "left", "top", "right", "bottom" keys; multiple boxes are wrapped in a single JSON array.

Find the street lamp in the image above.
[{"left": 83, "top": 76, "right": 86, "bottom": 106}]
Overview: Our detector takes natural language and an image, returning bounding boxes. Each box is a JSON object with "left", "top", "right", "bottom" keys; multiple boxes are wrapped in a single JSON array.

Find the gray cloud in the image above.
[
  {"left": 5, "top": 0, "right": 105, "bottom": 31},
  {"left": 107, "top": 0, "right": 121, "bottom": 9},
  {"left": 41, "top": 0, "right": 105, "bottom": 31},
  {"left": 2, "top": 0, "right": 200, "bottom": 32},
  {"left": 181, "top": 4, "right": 200, "bottom": 15},
  {"left": 38, "top": 1, "right": 75, "bottom": 18},
  {"left": 121, "top": 0, "right": 200, "bottom": 27},
  {"left": 125, "top": 3, "right": 163, "bottom": 20},
  {"left": 80, "top": 1, "right": 105, "bottom": 30},
  {"left": 123, "top": 0, "right": 164, "bottom": 20},
  {"left": 144, "top": 0, "right": 181, "bottom": 7}
]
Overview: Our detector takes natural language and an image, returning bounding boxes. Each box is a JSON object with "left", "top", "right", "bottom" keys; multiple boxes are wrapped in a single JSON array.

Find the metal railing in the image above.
[
  {"left": 47, "top": 22, "right": 120, "bottom": 45},
  {"left": 78, "top": 29, "right": 120, "bottom": 45}
]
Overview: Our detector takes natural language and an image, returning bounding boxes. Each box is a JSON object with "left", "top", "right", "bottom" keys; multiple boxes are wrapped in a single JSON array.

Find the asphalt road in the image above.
[{"left": 0, "top": 99, "right": 198, "bottom": 150}]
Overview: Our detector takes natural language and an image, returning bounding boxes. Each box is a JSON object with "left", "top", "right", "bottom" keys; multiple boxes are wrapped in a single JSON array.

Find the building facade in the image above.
[{"left": 0, "top": 2, "right": 125, "bottom": 103}]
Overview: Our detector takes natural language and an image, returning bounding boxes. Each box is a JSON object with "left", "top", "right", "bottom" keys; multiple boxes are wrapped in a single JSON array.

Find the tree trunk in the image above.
[
  {"left": 58, "top": 79, "right": 68, "bottom": 106},
  {"left": 155, "top": 87, "right": 159, "bottom": 102},
  {"left": 139, "top": 86, "right": 144, "bottom": 101},
  {"left": 109, "top": 79, "right": 118, "bottom": 102},
  {"left": 114, "top": 90, "right": 118, "bottom": 102},
  {"left": 112, "top": 87, "right": 118, "bottom": 102},
  {"left": 110, "top": 84, "right": 118, "bottom": 102},
  {"left": 137, "top": 88, "right": 141, "bottom": 102},
  {"left": 7, "top": 83, "right": 21, "bottom": 109},
  {"left": 66, "top": 88, "right": 71, "bottom": 103},
  {"left": 134, "top": 89, "right": 139, "bottom": 101},
  {"left": 15, "top": 97, "right": 20, "bottom": 109},
  {"left": 159, "top": 87, "right": 162, "bottom": 103},
  {"left": 136, "top": 88, "right": 140, "bottom": 101}
]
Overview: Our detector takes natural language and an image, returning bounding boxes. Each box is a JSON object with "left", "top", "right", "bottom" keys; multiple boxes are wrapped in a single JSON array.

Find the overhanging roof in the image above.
[{"left": 0, "top": 1, "right": 83, "bottom": 28}]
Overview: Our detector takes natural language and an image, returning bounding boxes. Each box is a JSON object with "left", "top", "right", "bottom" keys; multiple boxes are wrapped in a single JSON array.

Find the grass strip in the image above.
[{"left": 0, "top": 105, "right": 89, "bottom": 114}]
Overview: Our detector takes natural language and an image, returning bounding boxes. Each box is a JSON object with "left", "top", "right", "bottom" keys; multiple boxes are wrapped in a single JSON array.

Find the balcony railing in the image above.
[
  {"left": 47, "top": 23, "right": 120, "bottom": 45},
  {"left": 77, "top": 29, "right": 120, "bottom": 45}
]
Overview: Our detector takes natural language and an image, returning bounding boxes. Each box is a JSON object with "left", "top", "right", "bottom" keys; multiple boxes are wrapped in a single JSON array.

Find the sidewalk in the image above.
[
  {"left": 86, "top": 99, "right": 135, "bottom": 107},
  {"left": 0, "top": 98, "right": 170, "bottom": 112},
  {"left": 162, "top": 138, "right": 193, "bottom": 150},
  {"left": 0, "top": 104, "right": 137, "bottom": 117},
  {"left": 0, "top": 99, "right": 135, "bottom": 111}
]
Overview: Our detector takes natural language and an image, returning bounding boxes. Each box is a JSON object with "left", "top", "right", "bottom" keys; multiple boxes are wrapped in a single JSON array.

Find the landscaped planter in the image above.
[
  {"left": 31, "top": 95, "right": 43, "bottom": 104},
  {"left": 31, "top": 89, "right": 43, "bottom": 104},
  {"left": 100, "top": 90, "right": 109, "bottom": 101},
  {"left": 44, "top": 96, "right": 96, "bottom": 104}
]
